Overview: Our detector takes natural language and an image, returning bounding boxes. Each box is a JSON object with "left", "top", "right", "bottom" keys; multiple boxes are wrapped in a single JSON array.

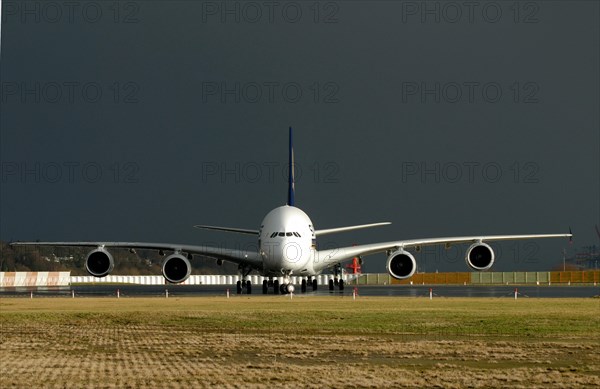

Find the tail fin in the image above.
[{"left": 287, "top": 126, "right": 295, "bottom": 206}]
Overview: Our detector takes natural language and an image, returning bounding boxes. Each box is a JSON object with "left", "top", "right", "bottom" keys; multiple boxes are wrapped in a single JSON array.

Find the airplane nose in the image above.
[{"left": 282, "top": 240, "right": 303, "bottom": 264}]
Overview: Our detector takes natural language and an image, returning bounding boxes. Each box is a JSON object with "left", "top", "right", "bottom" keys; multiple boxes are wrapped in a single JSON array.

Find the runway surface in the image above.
[{"left": 1, "top": 284, "right": 598, "bottom": 298}]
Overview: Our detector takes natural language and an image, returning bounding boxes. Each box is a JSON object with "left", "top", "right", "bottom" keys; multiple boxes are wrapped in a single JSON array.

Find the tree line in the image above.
[{"left": 0, "top": 242, "right": 237, "bottom": 275}]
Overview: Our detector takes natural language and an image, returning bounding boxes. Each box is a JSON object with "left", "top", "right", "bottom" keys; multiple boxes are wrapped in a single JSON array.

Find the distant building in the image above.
[{"left": 567, "top": 245, "right": 599, "bottom": 270}]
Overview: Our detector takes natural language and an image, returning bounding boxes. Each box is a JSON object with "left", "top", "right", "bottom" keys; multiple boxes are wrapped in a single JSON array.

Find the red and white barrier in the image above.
[{"left": 0, "top": 272, "right": 71, "bottom": 287}]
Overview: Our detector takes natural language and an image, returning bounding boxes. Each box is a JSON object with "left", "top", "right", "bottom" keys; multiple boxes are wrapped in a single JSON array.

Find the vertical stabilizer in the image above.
[{"left": 287, "top": 127, "right": 295, "bottom": 206}]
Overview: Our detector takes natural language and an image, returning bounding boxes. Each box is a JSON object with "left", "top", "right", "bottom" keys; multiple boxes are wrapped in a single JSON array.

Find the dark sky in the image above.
[{"left": 1, "top": 1, "right": 598, "bottom": 272}]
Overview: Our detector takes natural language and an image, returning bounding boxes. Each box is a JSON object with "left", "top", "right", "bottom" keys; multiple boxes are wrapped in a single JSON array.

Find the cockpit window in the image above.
[{"left": 271, "top": 232, "right": 303, "bottom": 238}]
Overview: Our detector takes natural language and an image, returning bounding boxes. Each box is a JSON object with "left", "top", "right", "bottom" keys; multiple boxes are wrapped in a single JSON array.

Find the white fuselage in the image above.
[{"left": 259, "top": 205, "right": 316, "bottom": 277}]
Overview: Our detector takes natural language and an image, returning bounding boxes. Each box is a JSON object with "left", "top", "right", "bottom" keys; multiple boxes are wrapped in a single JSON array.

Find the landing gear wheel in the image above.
[
  {"left": 262, "top": 280, "right": 268, "bottom": 294},
  {"left": 246, "top": 280, "right": 252, "bottom": 294},
  {"left": 301, "top": 279, "right": 307, "bottom": 293},
  {"left": 280, "top": 284, "right": 287, "bottom": 294},
  {"left": 312, "top": 279, "right": 318, "bottom": 291},
  {"left": 339, "top": 279, "right": 344, "bottom": 291},
  {"left": 236, "top": 281, "right": 242, "bottom": 294},
  {"left": 328, "top": 279, "right": 334, "bottom": 291},
  {"left": 273, "top": 280, "right": 279, "bottom": 295}
]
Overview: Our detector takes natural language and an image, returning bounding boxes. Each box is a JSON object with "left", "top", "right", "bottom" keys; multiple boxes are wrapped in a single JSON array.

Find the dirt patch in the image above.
[{"left": 1, "top": 297, "right": 598, "bottom": 388}]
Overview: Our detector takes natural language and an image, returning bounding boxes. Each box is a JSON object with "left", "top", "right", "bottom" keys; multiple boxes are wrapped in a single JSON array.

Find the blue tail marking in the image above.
[{"left": 287, "top": 126, "right": 295, "bottom": 206}]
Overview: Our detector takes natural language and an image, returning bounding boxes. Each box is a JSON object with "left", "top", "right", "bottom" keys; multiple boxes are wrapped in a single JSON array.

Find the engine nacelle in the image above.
[
  {"left": 386, "top": 250, "right": 417, "bottom": 280},
  {"left": 465, "top": 242, "right": 495, "bottom": 271},
  {"left": 85, "top": 248, "right": 114, "bottom": 277},
  {"left": 162, "top": 254, "right": 191, "bottom": 284}
]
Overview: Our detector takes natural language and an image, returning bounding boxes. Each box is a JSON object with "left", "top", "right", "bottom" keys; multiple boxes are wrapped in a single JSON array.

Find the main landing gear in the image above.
[
  {"left": 236, "top": 265, "right": 253, "bottom": 294},
  {"left": 263, "top": 277, "right": 318, "bottom": 294},
  {"left": 236, "top": 280, "right": 252, "bottom": 294},
  {"left": 260, "top": 277, "right": 343, "bottom": 294},
  {"left": 300, "top": 277, "right": 318, "bottom": 292},
  {"left": 261, "top": 278, "right": 284, "bottom": 294},
  {"left": 328, "top": 263, "right": 345, "bottom": 292},
  {"left": 258, "top": 278, "right": 286, "bottom": 294},
  {"left": 237, "top": 277, "right": 321, "bottom": 295},
  {"left": 328, "top": 278, "right": 345, "bottom": 292}
]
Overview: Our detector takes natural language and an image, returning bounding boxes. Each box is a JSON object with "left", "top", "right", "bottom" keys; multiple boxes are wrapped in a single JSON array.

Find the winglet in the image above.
[
  {"left": 569, "top": 227, "right": 573, "bottom": 244},
  {"left": 287, "top": 126, "right": 295, "bottom": 206}
]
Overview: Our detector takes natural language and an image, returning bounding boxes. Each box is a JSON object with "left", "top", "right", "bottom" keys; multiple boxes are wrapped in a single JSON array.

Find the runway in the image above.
[{"left": 1, "top": 284, "right": 598, "bottom": 298}]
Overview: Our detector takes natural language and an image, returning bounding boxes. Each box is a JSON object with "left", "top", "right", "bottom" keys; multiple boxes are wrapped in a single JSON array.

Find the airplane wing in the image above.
[
  {"left": 315, "top": 222, "right": 391, "bottom": 236},
  {"left": 193, "top": 225, "right": 259, "bottom": 235},
  {"left": 10, "top": 241, "right": 263, "bottom": 268},
  {"left": 314, "top": 233, "right": 572, "bottom": 270}
]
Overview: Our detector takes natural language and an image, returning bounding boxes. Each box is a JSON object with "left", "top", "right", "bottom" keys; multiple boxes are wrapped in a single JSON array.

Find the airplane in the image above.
[{"left": 10, "top": 128, "right": 572, "bottom": 294}]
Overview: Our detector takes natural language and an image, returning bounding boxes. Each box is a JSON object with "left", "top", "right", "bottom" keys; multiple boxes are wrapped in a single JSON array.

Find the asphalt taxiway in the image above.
[{"left": 1, "top": 284, "right": 598, "bottom": 298}]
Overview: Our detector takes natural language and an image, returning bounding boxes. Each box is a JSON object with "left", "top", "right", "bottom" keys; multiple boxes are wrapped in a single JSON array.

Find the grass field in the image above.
[{"left": 1, "top": 296, "right": 599, "bottom": 388}]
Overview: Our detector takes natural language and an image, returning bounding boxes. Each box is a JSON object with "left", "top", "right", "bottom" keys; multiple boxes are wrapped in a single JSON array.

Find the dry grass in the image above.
[{"left": 1, "top": 296, "right": 599, "bottom": 388}]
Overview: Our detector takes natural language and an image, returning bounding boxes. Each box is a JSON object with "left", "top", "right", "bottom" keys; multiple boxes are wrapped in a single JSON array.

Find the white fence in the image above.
[
  {"left": 0, "top": 272, "right": 356, "bottom": 287},
  {"left": 71, "top": 274, "right": 355, "bottom": 285}
]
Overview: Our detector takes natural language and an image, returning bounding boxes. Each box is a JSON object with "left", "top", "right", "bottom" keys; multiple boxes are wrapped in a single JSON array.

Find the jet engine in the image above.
[
  {"left": 386, "top": 250, "right": 417, "bottom": 280},
  {"left": 465, "top": 242, "right": 495, "bottom": 271},
  {"left": 85, "top": 247, "right": 114, "bottom": 277},
  {"left": 162, "top": 254, "right": 192, "bottom": 284}
]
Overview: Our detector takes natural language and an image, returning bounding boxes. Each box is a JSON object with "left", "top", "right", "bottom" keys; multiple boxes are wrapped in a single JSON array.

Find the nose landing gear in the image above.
[{"left": 279, "top": 283, "right": 295, "bottom": 294}]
